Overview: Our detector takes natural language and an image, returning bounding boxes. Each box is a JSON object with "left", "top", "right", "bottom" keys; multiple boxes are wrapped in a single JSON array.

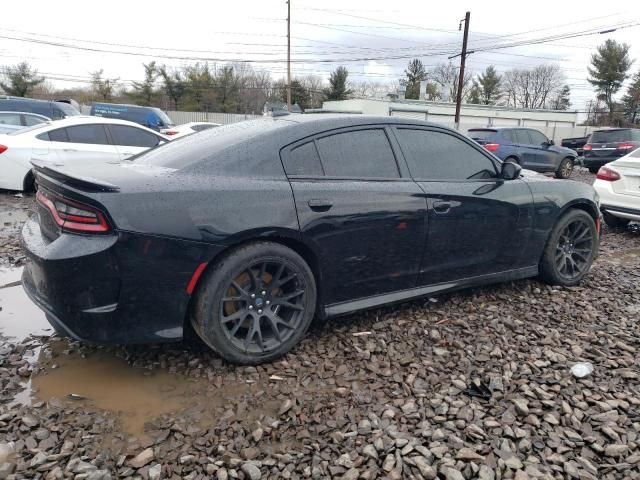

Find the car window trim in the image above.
[{"left": 390, "top": 125, "right": 501, "bottom": 182}]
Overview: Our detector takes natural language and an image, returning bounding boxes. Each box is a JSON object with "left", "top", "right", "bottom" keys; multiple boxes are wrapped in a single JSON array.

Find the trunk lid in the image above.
[{"left": 611, "top": 158, "right": 640, "bottom": 198}]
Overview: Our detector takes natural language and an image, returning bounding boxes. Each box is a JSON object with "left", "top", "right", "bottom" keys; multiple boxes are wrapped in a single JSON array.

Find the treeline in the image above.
[{"left": 0, "top": 61, "right": 353, "bottom": 114}]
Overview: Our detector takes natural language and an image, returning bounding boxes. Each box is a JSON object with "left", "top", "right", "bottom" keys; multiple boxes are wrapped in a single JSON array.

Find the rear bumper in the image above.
[
  {"left": 20, "top": 216, "right": 220, "bottom": 344},
  {"left": 601, "top": 204, "right": 640, "bottom": 222},
  {"left": 583, "top": 156, "right": 621, "bottom": 168},
  {"left": 594, "top": 179, "right": 640, "bottom": 222}
]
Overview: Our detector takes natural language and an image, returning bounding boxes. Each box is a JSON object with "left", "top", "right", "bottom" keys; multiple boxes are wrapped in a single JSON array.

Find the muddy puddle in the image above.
[
  {"left": 607, "top": 247, "right": 640, "bottom": 265},
  {"left": 0, "top": 267, "right": 52, "bottom": 339}
]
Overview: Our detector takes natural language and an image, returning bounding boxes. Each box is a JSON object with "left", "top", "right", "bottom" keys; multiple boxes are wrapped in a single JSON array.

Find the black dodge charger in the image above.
[{"left": 21, "top": 115, "right": 600, "bottom": 364}]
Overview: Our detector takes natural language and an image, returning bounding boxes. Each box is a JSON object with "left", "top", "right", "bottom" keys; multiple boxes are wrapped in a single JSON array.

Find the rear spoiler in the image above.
[{"left": 30, "top": 160, "right": 120, "bottom": 193}]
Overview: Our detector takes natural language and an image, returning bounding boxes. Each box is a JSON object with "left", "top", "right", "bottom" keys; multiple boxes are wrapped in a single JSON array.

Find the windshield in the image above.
[
  {"left": 591, "top": 130, "right": 632, "bottom": 143},
  {"left": 152, "top": 108, "right": 174, "bottom": 127},
  {"left": 55, "top": 102, "right": 80, "bottom": 116},
  {"left": 467, "top": 129, "right": 496, "bottom": 140}
]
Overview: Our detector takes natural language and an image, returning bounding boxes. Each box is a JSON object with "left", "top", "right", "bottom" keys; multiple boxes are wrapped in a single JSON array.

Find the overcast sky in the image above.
[{"left": 2, "top": 0, "right": 640, "bottom": 112}]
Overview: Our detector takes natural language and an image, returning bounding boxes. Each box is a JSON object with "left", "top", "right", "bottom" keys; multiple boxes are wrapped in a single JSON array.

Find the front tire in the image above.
[
  {"left": 192, "top": 242, "right": 317, "bottom": 365},
  {"left": 603, "top": 212, "right": 630, "bottom": 229},
  {"left": 539, "top": 209, "right": 598, "bottom": 286},
  {"left": 555, "top": 158, "right": 574, "bottom": 179}
]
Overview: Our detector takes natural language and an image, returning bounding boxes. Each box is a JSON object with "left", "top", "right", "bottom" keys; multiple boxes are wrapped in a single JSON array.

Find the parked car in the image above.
[
  {"left": 0, "top": 116, "right": 169, "bottom": 191},
  {"left": 21, "top": 115, "right": 600, "bottom": 365},
  {"left": 583, "top": 128, "right": 640, "bottom": 173},
  {"left": 561, "top": 134, "right": 591, "bottom": 156},
  {"left": 468, "top": 127, "right": 577, "bottom": 179},
  {"left": 0, "top": 111, "right": 50, "bottom": 127},
  {"left": 161, "top": 122, "right": 221, "bottom": 138},
  {"left": 0, "top": 96, "right": 79, "bottom": 119},
  {"left": 593, "top": 147, "right": 640, "bottom": 228},
  {"left": 90, "top": 103, "right": 174, "bottom": 131},
  {"left": 0, "top": 124, "right": 23, "bottom": 134}
]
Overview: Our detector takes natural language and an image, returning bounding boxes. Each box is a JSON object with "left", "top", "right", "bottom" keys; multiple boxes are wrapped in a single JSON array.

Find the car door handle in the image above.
[
  {"left": 62, "top": 148, "right": 77, "bottom": 152},
  {"left": 432, "top": 200, "right": 452, "bottom": 214},
  {"left": 308, "top": 199, "right": 333, "bottom": 212},
  {"left": 122, "top": 151, "right": 135, "bottom": 156}
]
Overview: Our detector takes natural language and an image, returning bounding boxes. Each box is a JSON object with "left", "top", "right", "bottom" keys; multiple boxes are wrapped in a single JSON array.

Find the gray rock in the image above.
[
  {"left": 604, "top": 444, "right": 628, "bottom": 457},
  {"left": 512, "top": 399, "right": 529, "bottom": 416},
  {"left": 342, "top": 468, "right": 359, "bottom": 480},
  {"left": 478, "top": 465, "right": 495, "bottom": 480},
  {"left": 148, "top": 463, "right": 162, "bottom": 480},
  {"left": 362, "top": 445, "right": 378, "bottom": 460},
  {"left": 241, "top": 463, "right": 261, "bottom": 480},
  {"left": 129, "top": 447, "right": 154, "bottom": 468},
  {"left": 443, "top": 467, "right": 465, "bottom": 480},
  {"left": 456, "top": 448, "right": 484, "bottom": 461},
  {"left": 413, "top": 456, "right": 436, "bottom": 479}
]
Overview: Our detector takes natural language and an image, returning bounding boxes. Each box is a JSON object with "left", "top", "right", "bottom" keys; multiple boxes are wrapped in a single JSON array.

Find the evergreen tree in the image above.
[
  {"left": 90, "top": 70, "right": 118, "bottom": 101},
  {"left": 550, "top": 85, "right": 571, "bottom": 110},
  {"left": 467, "top": 81, "right": 482, "bottom": 104},
  {"left": 325, "top": 67, "right": 352, "bottom": 101},
  {"left": 0, "top": 62, "right": 44, "bottom": 97},
  {"left": 128, "top": 62, "right": 158, "bottom": 106},
  {"left": 588, "top": 40, "right": 633, "bottom": 121},
  {"left": 403, "top": 59, "right": 427, "bottom": 100},
  {"left": 159, "top": 66, "right": 186, "bottom": 110},
  {"left": 477, "top": 66, "right": 501, "bottom": 105}
]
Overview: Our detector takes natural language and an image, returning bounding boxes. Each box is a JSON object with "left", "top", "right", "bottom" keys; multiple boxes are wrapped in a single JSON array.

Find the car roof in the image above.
[
  {"left": 43, "top": 115, "right": 162, "bottom": 129},
  {"left": 0, "top": 111, "right": 50, "bottom": 118}
]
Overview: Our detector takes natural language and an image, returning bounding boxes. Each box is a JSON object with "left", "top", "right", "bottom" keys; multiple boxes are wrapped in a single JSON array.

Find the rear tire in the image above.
[
  {"left": 192, "top": 242, "right": 317, "bottom": 365},
  {"left": 555, "top": 157, "right": 574, "bottom": 179},
  {"left": 588, "top": 166, "right": 600, "bottom": 174},
  {"left": 539, "top": 209, "right": 598, "bottom": 286},
  {"left": 22, "top": 172, "right": 35, "bottom": 193},
  {"left": 603, "top": 212, "right": 630, "bottom": 229}
]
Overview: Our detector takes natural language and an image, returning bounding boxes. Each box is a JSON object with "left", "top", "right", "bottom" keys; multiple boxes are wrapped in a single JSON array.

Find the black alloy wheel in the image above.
[
  {"left": 192, "top": 242, "right": 316, "bottom": 364},
  {"left": 556, "top": 158, "right": 574, "bottom": 179},
  {"left": 220, "top": 261, "right": 306, "bottom": 354},
  {"left": 539, "top": 209, "right": 598, "bottom": 286}
]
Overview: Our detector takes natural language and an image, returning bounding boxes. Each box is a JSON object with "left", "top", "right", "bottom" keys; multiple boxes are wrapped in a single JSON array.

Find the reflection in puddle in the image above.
[{"left": 0, "top": 269, "right": 51, "bottom": 339}]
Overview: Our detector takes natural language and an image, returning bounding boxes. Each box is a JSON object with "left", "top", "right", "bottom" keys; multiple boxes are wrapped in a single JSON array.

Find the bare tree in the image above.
[
  {"left": 502, "top": 64, "right": 564, "bottom": 109},
  {"left": 429, "top": 63, "right": 473, "bottom": 102},
  {"left": 351, "top": 80, "right": 395, "bottom": 99}
]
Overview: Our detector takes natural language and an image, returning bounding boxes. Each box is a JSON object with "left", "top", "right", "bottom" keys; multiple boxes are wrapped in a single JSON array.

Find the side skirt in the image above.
[{"left": 324, "top": 266, "right": 538, "bottom": 317}]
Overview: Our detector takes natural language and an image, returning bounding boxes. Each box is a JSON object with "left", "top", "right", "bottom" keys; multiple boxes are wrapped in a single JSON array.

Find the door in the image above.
[
  {"left": 392, "top": 127, "right": 534, "bottom": 285},
  {"left": 513, "top": 129, "right": 537, "bottom": 168},
  {"left": 526, "top": 129, "right": 557, "bottom": 171},
  {"left": 107, "top": 124, "right": 164, "bottom": 159},
  {"left": 281, "top": 127, "right": 428, "bottom": 305},
  {"left": 47, "top": 125, "right": 120, "bottom": 163}
]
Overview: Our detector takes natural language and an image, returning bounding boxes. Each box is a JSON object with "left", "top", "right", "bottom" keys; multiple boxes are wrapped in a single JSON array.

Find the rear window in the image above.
[
  {"left": 591, "top": 130, "right": 633, "bottom": 143},
  {"left": 467, "top": 130, "right": 496, "bottom": 140}
]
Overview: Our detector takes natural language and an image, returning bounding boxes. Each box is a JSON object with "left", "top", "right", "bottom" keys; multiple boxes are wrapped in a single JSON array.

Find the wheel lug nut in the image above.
[
  {"left": 250, "top": 293, "right": 256, "bottom": 298},
  {"left": 266, "top": 300, "right": 270, "bottom": 305},
  {"left": 261, "top": 290, "right": 266, "bottom": 295},
  {"left": 257, "top": 309, "right": 263, "bottom": 314},
  {"left": 248, "top": 305, "right": 254, "bottom": 310}
]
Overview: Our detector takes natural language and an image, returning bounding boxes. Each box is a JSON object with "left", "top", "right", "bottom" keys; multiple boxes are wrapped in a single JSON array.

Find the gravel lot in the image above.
[{"left": 1, "top": 168, "right": 639, "bottom": 480}]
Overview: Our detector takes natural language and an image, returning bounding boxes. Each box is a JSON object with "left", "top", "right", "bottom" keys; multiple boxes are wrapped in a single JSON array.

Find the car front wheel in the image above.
[
  {"left": 192, "top": 242, "right": 317, "bottom": 365},
  {"left": 539, "top": 209, "right": 598, "bottom": 286},
  {"left": 555, "top": 158, "right": 574, "bottom": 179}
]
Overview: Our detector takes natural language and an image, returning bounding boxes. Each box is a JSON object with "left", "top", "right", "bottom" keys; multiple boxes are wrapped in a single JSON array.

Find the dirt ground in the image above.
[{"left": 1, "top": 168, "right": 639, "bottom": 480}]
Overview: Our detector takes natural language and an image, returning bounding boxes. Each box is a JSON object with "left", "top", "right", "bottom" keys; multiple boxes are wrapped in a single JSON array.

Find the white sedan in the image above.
[
  {"left": 161, "top": 121, "right": 220, "bottom": 138},
  {"left": 0, "top": 116, "right": 169, "bottom": 191},
  {"left": 593, "top": 147, "right": 640, "bottom": 228}
]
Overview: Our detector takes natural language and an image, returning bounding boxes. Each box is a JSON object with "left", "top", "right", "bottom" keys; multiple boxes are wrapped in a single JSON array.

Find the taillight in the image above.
[
  {"left": 617, "top": 143, "right": 636, "bottom": 150},
  {"left": 583, "top": 144, "right": 592, "bottom": 151},
  {"left": 165, "top": 130, "right": 178, "bottom": 135},
  {"left": 0, "top": 145, "right": 7, "bottom": 154},
  {"left": 484, "top": 143, "right": 500, "bottom": 152},
  {"left": 36, "top": 189, "right": 110, "bottom": 233},
  {"left": 596, "top": 166, "right": 621, "bottom": 182}
]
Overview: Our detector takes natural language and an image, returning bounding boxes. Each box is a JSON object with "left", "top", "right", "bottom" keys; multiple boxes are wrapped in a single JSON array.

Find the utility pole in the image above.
[
  {"left": 286, "top": 0, "right": 292, "bottom": 111},
  {"left": 453, "top": 11, "right": 470, "bottom": 130}
]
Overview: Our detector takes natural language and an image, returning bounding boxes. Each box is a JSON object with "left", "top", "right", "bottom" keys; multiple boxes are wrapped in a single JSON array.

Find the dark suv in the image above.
[
  {"left": 0, "top": 96, "right": 79, "bottom": 119},
  {"left": 468, "top": 127, "right": 577, "bottom": 179},
  {"left": 583, "top": 128, "right": 640, "bottom": 173}
]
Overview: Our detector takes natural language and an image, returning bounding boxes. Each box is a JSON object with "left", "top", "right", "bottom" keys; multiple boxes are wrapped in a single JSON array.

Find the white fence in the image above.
[{"left": 166, "top": 111, "right": 261, "bottom": 125}]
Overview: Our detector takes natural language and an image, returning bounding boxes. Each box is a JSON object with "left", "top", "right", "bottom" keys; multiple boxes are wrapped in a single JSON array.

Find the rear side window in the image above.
[
  {"left": 396, "top": 128, "right": 497, "bottom": 180},
  {"left": 24, "top": 115, "right": 46, "bottom": 126},
  {"left": 47, "top": 128, "right": 69, "bottom": 142},
  {"left": 108, "top": 125, "right": 160, "bottom": 148},
  {"left": 591, "top": 130, "right": 632, "bottom": 143},
  {"left": 66, "top": 125, "right": 110, "bottom": 145},
  {"left": 283, "top": 141, "right": 324, "bottom": 176},
  {"left": 514, "top": 130, "right": 532, "bottom": 145},
  {"left": 316, "top": 129, "right": 399, "bottom": 178},
  {"left": 0, "top": 112, "right": 22, "bottom": 126},
  {"left": 503, "top": 130, "right": 516, "bottom": 143}
]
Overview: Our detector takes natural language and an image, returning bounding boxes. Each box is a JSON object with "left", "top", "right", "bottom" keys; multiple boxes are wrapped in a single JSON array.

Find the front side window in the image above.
[
  {"left": 528, "top": 130, "right": 548, "bottom": 145},
  {"left": 316, "top": 129, "right": 399, "bottom": 178},
  {"left": 283, "top": 141, "right": 324, "bottom": 176},
  {"left": 396, "top": 128, "right": 497, "bottom": 181},
  {"left": 47, "top": 128, "right": 69, "bottom": 142},
  {"left": 109, "top": 125, "right": 160, "bottom": 148},
  {"left": 65, "top": 125, "right": 110, "bottom": 145}
]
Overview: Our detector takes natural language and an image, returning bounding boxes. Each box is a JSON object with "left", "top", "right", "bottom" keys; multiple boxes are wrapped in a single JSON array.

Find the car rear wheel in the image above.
[
  {"left": 539, "top": 209, "right": 598, "bottom": 286},
  {"left": 603, "top": 212, "right": 630, "bottom": 229},
  {"left": 192, "top": 242, "right": 317, "bottom": 365},
  {"left": 555, "top": 157, "right": 574, "bottom": 179}
]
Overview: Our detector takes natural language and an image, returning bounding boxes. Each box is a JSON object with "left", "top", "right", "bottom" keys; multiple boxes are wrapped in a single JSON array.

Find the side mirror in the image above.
[
  {"left": 543, "top": 140, "right": 554, "bottom": 147},
  {"left": 501, "top": 161, "right": 522, "bottom": 180}
]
